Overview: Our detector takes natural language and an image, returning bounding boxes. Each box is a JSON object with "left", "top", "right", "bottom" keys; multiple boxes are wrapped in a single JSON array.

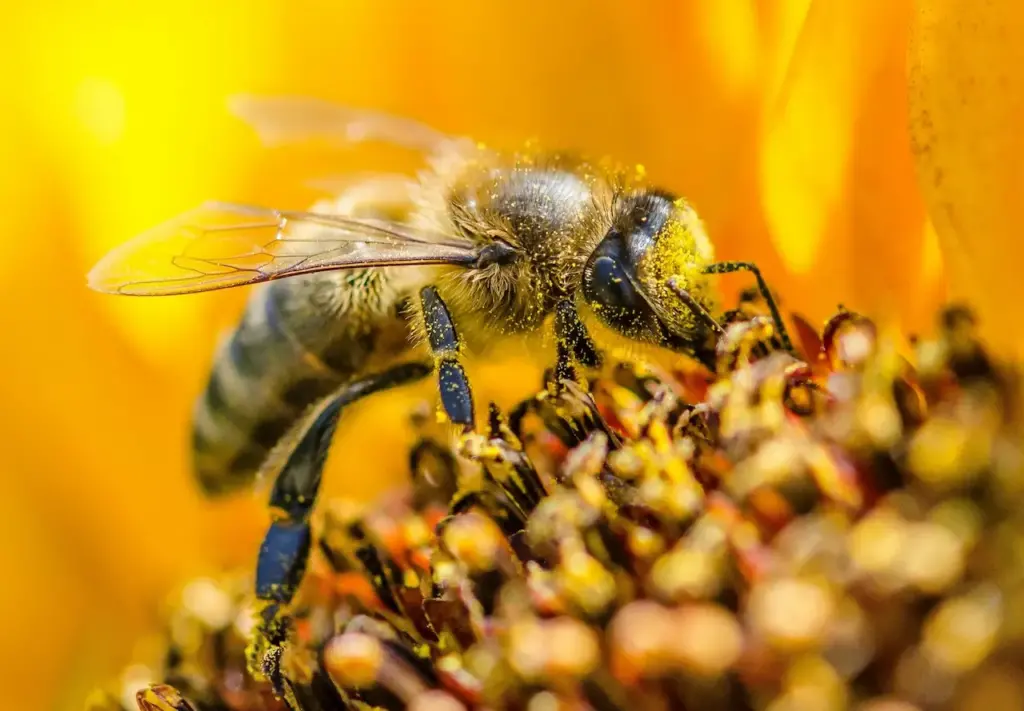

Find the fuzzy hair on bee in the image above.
[
  {"left": 87, "top": 95, "right": 792, "bottom": 629},
  {"left": 408, "top": 152, "right": 614, "bottom": 349}
]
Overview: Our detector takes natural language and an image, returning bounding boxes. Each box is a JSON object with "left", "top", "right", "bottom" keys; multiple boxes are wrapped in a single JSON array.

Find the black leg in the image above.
[
  {"left": 255, "top": 361, "right": 432, "bottom": 604},
  {"left": 702, "top": 261, "right": 793, "bottom": 353},
  {"left": 552, "top": 339, "right": 576, "bottom": 391},
  {"left": 420, "top": 286, "right": 475, "bottom": 429},
  {"left": 555, "top": 299, "right": 601, "bottom": 367},
  {"left": 552, "top": 299, "right": 601, "bottom": 388}
]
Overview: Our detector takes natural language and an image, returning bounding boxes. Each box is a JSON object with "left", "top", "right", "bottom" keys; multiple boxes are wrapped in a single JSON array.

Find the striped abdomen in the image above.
[{"left": 191, "top": 269, "right": 417, "bottom": 495}]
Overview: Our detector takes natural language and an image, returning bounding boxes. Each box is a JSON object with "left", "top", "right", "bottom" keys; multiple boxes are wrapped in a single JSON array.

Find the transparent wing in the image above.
[
  {"left": 228, "top": 95, "right": 470, "bottom": 155},
  {"left": 87, "top": 202, "right": 479, "bottom": 296}
]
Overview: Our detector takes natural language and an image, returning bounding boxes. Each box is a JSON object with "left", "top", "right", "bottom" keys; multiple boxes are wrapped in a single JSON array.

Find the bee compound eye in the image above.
[{"left": 585, "top": 255, "right": 645, "bottom": 312}]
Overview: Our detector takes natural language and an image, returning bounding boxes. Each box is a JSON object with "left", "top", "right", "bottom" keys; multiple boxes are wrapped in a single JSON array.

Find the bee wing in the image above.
[
  {"left": 228, "top": 95, "right": 471, "bottom": 156},
  {"left": 87, "top": 201, "right": 479, "bottom": 296}
]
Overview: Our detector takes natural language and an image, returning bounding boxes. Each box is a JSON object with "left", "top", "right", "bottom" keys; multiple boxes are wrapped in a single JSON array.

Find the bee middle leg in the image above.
[
  {"left": 255, "top": 360, "right": 433, "bottom": 604},
  {"left": 419, "top": 286, "right": 476, "bottom": 430}
]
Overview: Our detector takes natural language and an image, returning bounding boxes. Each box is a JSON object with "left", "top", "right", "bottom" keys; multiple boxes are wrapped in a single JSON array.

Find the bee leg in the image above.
[
  {"left": 701, "top": 261, "right": 794, "bottom": 353},
  {"left": 419, "top": 286, "right": 475, "bottom": 430},
  {"left": 553, "top": 299, "right": 602, "bottom": 388},
  {"left": 256, "top": 361, "right": 433, "bottom": 604},
  {"left": 249, "top": 362, "right": 431, "bottom": 699}
]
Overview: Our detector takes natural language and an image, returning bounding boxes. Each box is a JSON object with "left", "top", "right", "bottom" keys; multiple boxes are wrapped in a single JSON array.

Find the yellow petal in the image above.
[
  {"left": 908, "top": 0, "right": 1024, "bottom": 356},
  {"left": 761, "top": 0, "right": 938, "bottom": 331}
]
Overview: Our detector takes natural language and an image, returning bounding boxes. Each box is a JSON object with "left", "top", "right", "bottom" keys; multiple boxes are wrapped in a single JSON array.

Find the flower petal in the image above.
[
  {"left": 908, "top": 0, "right": 1024, "bottom": 356},
  {"left": 761, "top": 0, "right": 937, "bottom": 331}
]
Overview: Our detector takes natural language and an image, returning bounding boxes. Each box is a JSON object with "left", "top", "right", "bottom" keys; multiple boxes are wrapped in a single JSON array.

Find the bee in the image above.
[{"left": 88, "top": 96, "right": 790, "bottom": 610}]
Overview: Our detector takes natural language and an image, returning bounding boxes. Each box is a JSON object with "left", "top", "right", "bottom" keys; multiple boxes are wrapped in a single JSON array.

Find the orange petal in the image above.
[
  {"left": 908, "top": 1, "right": 1024, "bottom": 356},
  {"left": 761, "top": 0, "right": 936, "bottom": 330}
]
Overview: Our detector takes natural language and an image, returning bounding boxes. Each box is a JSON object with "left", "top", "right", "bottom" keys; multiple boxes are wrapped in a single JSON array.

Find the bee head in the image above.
[{"left": 581, "top": 190, "right": 719, "bottom": 366}]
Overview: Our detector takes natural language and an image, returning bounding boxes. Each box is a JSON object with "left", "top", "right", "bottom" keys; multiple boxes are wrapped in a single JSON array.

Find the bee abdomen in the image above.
[{"left": 192, "top": 275, "right": 385, "bottom": 496}]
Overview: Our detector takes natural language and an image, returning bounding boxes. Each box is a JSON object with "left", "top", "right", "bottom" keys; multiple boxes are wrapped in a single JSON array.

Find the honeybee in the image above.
[{"left": 88, "top": 96, "right": 789, "bottom": 608}]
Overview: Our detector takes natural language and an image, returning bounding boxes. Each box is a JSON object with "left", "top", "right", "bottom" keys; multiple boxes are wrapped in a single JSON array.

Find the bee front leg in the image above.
[
  {"left": 552, "top": 299, "right": 602, "bottom": 388},
  {"left": 419, "top": 286, "right": 475, "bottom": 430},
  {"left": 701, "top": 261, "right": 793, "bottom": 353}
]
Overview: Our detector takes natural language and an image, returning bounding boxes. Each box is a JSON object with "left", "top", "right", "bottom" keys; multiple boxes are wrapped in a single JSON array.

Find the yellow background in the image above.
[{"left": 1, "top": 1, "right": 1020, "bottom": 710}]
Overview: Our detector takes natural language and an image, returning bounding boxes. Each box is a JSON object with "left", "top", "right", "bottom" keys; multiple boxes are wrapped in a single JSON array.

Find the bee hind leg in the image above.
[
  {"left": 701, "top": 261, "right": 794, "bottom": 353},
  {"left": 256, "top": 360, "right": 433, "bottom": 604},
  {"left": 248, "top": 362, "right": 431, "bottom": 695}
]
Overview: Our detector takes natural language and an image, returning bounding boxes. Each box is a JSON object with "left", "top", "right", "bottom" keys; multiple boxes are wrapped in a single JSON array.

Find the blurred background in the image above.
[{"left": 3, "top": 0, "right": 1020, "bottom": 709}]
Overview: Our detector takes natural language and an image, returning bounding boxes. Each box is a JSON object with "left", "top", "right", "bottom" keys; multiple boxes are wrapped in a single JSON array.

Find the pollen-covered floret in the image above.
[{"left": 93, "top": 296, "right": 1024, "bottom": 711}]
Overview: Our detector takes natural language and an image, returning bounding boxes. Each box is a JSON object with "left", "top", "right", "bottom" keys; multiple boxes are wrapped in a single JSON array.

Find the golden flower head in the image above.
[{"left": 91, "top": 295, "right": 1024, "bottom": 710}]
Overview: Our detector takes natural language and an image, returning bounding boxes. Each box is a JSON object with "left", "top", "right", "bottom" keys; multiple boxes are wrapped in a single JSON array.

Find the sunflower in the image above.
[{"left": 1, "top": 2, "right": 1020, "bottom": 711}]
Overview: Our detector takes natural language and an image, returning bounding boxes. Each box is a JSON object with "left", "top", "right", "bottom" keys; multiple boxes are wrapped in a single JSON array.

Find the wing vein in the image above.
[{"left": 88, "top": 201, "right": 481, "bottom": 296}]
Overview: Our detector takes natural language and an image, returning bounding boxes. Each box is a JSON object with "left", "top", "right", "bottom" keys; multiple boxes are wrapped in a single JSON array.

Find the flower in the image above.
[
  {"left": 908, "top": 0, "right": 1024, "bottom": 358},
  {"left": 1, "top": 2, "right": 1020, "bottom": 710},
  {"left": 96, "top": 301, "right": 1024, "bottom": 710}
]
